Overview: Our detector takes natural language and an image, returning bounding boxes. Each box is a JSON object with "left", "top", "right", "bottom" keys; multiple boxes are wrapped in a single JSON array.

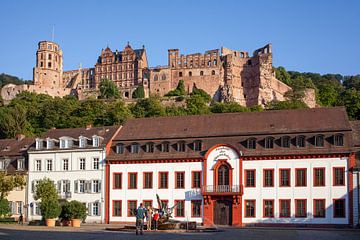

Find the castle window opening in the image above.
[
  {"left": 124, "top": 91, "right": 129, "bottom": 98},
  {"left": 208, "top": 61, "right": 211, "bottom": 66},
  {"left": 189, "top": 71, "right": 192, "bottom": 77},
  {"left": 161, "top": 74, "right": 166, "bottom": 80},
  {"left": 240, "top": 52, "right": 244, "bottom": 58},
  {"left": 213, "top": 60, "right": 217, "bottom": 65},
  {"left": 40, "top": 62, "right": 43, "bottom": 67},
  {"left": 200, "top": 71, "right": 204, "bottom": 76},
  {"left": 247, "top": 60, "right": 252, "bottom": 65},
  {"left": 47, "top": 44, "right": 52, "bottom": 50},
  {"left": 211, "top": 70, "right": 215, "bottom": 75},
  {"left": 179, "top": 72, "right": 183, "bottom": 77},
  {"left": 48, "top": 62, "right": 52, "bottom": 68},
  {"left": 48, "top": 54, "right": 52, "bottom": 60},
  {"left": 40, "top": 53, "right": 43, "bottom": 60},
  {"left": 154, "top": 74, "right": 158, "bottom": 81}
]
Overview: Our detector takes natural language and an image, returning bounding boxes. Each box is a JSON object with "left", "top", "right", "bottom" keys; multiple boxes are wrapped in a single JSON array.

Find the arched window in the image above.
[
  {"left": 161, "top": 74, "right": 166, "bottom": 80},
  {"left": 211, "top": 70, "right": 215, "bottom": 75},
  {"left": 281, "top": 136, "right": 291, "bottom": 148},
  {"left": 315, "top": 134, "right": 324, "bottom": 147},
  {"left": 265, "top": 137, "right": 274, "bottom": 149},
  {"left": 208, "top": 61, "right": 211, "bottom": 66},
  {"left": 213, "top": 60, "right": 217, "bottom": 65},
  {"left": 334, "top": 134, "right": 344, "bottom": 146},
  {"left": 200, "top": 71, "right": 204, "bottom": 76},
  {"left": 189, "top": 71, "right": 192, "bottom": 77},
  {"left": 218, "top": 165, "right": 230, "bottom": 186},
  {"left": 154, "top": 74, "right": 158, "bottom": 81}
]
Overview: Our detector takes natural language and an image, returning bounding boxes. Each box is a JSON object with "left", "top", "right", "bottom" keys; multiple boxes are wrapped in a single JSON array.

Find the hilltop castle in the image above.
[{"left": 1, "top": 40, "right": 315, "bottom": 107}]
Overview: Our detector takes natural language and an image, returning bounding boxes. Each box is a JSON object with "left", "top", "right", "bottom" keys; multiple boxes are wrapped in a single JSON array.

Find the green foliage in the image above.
[
  {"left": 132, "top": 86, "right": 145, "bottom": 99},
  {"left": 266, "top": 100, "right": 308, "bottom": 110},
  {"left": 99, "top": 79, "right": 120, "bottom": 99},
  {"left": 0, "top": 199, "right": 10, "bottom": 217},
  {"left": 165, "top": 80, "right": 186, "bottom": 96},
  {"left": 191, "top": 85, "right": 212, "bottom": 102},
  {"left": 343, "top": 75, "right": 360, "bottom": 90},
  {"left": 34, "top": 178, "right": 58, "bottom": 202},
  {"left": 275, "top": 66, "right": 291, "bottom": 86},
  {"left": 40, "top": 199, "right": 61, "bottom": 219},
  {"left": 0, "top": 73, "right": 29, "bottom": 88},
  {"left": 165, "top": 104, "right": 188, "bottom": 116},
  {"left": 130, "top": 96, "right": 165, "bottom": 118},
  {"left": 210, "top": 102, "right": 250, "bottom": 113},
  {"left": 338, "top": 88, "right": 360, "bottom": 120},
  {"left": 61, "top": 200, "right": 87, "bottom": 220},
  {"left": 0, "top": 173, "right": 25, "bottom": 200},
  {"left": 186, "top": 95, "right": 210, "bottom": 115}
]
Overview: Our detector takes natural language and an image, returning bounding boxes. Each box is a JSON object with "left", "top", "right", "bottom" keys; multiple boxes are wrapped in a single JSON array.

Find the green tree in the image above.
[
  {"left": 0, "top": 198, "right": 10, "bottom": 217},
  {"left": 266, "top": 100, "right": 308, "bottom": 110},
  {"left": 99, "top": 79, "right": 120, "bottom": 99},
  {"left": 343, "top": 75, "right": 360, "bottom": 90},
  {"left": 130, "top": 96, "right": 166, "bottom": 118},
  {"left": 40, "top": 199, "right": 61, "bottom": 220},
  {"left": 165, "top": 80, "right": 186, "bottom": 96},
  {"left": 103, "top": 100, "right": 132, "bottom": 125},
  {"left": 0, "top": 173, "right": 25, "bottom": 200},
  {"left": 165, "top": 104, "right": 188, "bottom": 116},
  {"left": 210, "top": 102, "right": 250, "bottom": 113},
  {"left": 275, "top": 66, "right": 291, "bottom": 86},
  {"left": 132, "top": 86, "right": 145, "bottom": 99},
  {"left": 191, "top": 85, "right": 212, "bottom": 102},
  {"left": 338, "top": 88, "right": 360, "bottom": 120},
  {"left": 34, "top": 178, "right": 58, "bottom": 202},
  {"left": 0, "top": 105, "right": 30, "bottom": 138},
  {"left": 186, "top": 95, "right": 210, "bottom": 115}
]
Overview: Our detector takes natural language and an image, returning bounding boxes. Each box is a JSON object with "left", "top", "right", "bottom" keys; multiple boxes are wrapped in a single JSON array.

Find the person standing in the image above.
[
  {"left": 146, "top": 206, "right": 153, "bottom": 231},
  {"left": 153, "top": 210, "right": 159, "bottom": 231},
  {"left": 135, "top": 203, "right": 146, "bottom": 235}
]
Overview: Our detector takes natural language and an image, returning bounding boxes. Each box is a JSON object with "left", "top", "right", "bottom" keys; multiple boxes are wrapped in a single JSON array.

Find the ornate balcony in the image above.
[{"left": 201, "top": 185, "right": 242, "bottom": 196}]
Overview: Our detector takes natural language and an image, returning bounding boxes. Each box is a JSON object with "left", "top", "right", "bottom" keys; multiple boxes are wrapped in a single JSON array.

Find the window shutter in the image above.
[
  {"left": 74, "top": 180, "right": 78, "bottom": 193},
  {"left": 66, "top": 181, "right": 71, "bottom": 192},
  {"left": 88, "top": 181, "right": 92, "bottom": 193},
  {"left": 57, "top": 180, "right": 61, "bottom": 193},
  {"left": 31, "top": 203, "right": 35, "bottom": 216},
  {"left": 12, "top": 202, "right": 16, "bottom": 214},
  {"left": 98, "top": 180, "right": 102, "bottom": 192},
  {"left": 31, "top": 181, "right": 35, "bottom": 193},
  {"left": 88, "top": 203, "right": 92, "bottom": 216},
  {"left": 97, "top": 203, "right": 101, "bottom": 216}
]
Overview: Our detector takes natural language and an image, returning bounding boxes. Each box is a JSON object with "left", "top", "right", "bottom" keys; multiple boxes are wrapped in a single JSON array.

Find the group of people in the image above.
[{"left": 135, "top": 203, "right": 160, "bottom": 235}]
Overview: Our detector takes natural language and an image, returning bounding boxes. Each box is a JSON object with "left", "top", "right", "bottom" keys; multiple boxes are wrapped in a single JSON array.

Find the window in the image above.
[
  {"left": 333, "top": 199, "right": 345, "bottom": 218},
  {"left": 263, "top": 200, "right": 274, "bottom": 218},
  {"left": 175, "top": 172, "right": 185, "bottom": 189},
  {"left": 313, "top": 199, "right": 325, "bottom": 218},
  {"left": 79, "top": 137, "right": 86, "bottom": 148},
  {"left": 175, "top": 200, "right": 185, "bottom": 217},
  {"left": 36, "top": 139, "right": 43, "bottom": 150},
  {"left": 93, "top": 158, "right": 99, "bottom": 170},
  {"left": 79, "top": 180, "right": 86, "bottom": 193},
  {"left": 113, "top": 173, "right": 122, "bottom": 189},
  {"left": 161, "top": 142, "right": 169, "bottom": 152},
  {"left": 315, "top": 134, "right": 324, "bottom": 147},
  {"left": 113, "top": 200, "right": 122, "bottom": 216},
  {"left": 200, "top": 71, "right": 204, "bottom": 76},
  {"left": 193, "top": 140, "right": 202, "bottom": 151},
  {"left": 188, "top": 71, "right": 192, "bottom": 77},
  {"left": 295, "top": 199, "right": 307, "bottom": 217},
  {"left": 131, "top": 143, "right": 140, "bottom": 153},
  {"left": 128, "top": 200, "right": 137, "bottom": 217},
  {"left": 116, "top": 144, "right": 124, "bottom": 154},
  {"left": 79, "top": 158, "right": 86, "bottom": 170},
  {"left": 61, "top": 180, "right": 70, "bottom": 193},
  {"left": 36, "top": 160, "right": 41, "bottom": 171},
  {"left": 46, "top": 159, "right": 53, "bottom": 171},
  {"left": 279, "top": 169, "right": 290, "bottom": 187},
  {"left": 143, "top": 172, "right": 153, "bottom": 189},
  {"left": 211, "top": 70, "right": 215, "bottom": 75},
  {"left": 245, "top": 169, "right": 256, "bottom": 187},
  {"left": 93, "top": 180, "right": 100, "bottom": 193},
  {"left": 179, "top": 72, "right": 182, "bottom": 77},
  {"left": 47, "top": 139, "right": 54, "bottom": 149},
  {"left": 263, "top": 169, "right": 274, "bottom": 187},
  {"left": 17, "top": 159, "right": 25, "bottom": 171},
  {"left": 48, "top": 54, "right": 52, "bottom": 60},
  {"left": 154, "top": 74, "right": 158, "bottom": 81},
  {"left": 60, "top": 139, "right": 66, "bottom": 149},
  {"left": 143, "top": 200, "right": 152, "bottom": 209},
  {"left": 192, "top": 171, "right": 201, "bottom": 188},
  {"left": 161, "top": 200, "right": 168, "bottom": 209},
  {"left": 48, "top": 62, "right": 51, "bottom": 68},
  {"left": 161, "top": 74, "right": 166, "bottom": 80},
  {"left": 265, "top": 137, "right": 274, "bottom": 149},
  {"left": 295, "top": 168, "right": 307, "bottom": 187},
  {"left": 279, "top": 200, "right": 291, "bottom": 217},
  {"left": 296, "top": 135, "right": 306, "bottom": 148},
  {"left": 93, "top": 137, "right": 100, "bottom": 147},
  {"left": 0, "top": 160, "right": 5, "bottom": 170},
  {"left": 145, "top": 142, "right": 155, "bottom": 153},
  {"left": 177, "top": 141, "right": 185, "bottom": 152},
  {"left": 314, "top": 168, "right": 325, "bottom": 186},
  {"left": 333, "top": 167, "right": 345, "bottom": 186},
  {"left": 92, "top": 202, "right": 100, "bottom": 216},
  {"left": 334, "top": 134, "right": 344, "bottom": 146},
  {"left": 159, "top": 172, "right": 168, "bottom": 189},
  {"left": 245, "top": 200, "right": 256, "bottom": 217},
  {"left": 191, "top": 200, "right": 202, "bottom": 217},
  {"left": 63, "top": 159, "right": 69, "bottom": 171},
  {"left": 281, "top": 136, "right": 291, "bottom": 148},
  {"left": 128, "top": 173, "right": 137, "bottom": 189},
  {"left": 247, "top": 138, "right": 256, "bottom": 149}
]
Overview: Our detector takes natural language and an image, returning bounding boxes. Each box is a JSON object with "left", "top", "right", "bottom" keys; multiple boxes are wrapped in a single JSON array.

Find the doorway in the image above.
[{"left": 213, "top": 199, "right": 232, "bottom": 225}]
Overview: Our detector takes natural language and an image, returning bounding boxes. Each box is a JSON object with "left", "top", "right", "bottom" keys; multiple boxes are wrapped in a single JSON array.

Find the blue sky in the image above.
[{"left": 0, "top": 0, "right": 359, "bottom": 80}]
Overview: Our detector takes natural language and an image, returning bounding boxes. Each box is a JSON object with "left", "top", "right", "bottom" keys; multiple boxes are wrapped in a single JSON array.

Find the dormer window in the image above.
[
  {"left": 177, "top": 141, "right": 186, "bottom": 152},
  {"left": 296, "top": 135, "right": 306, "bottom": 148},
  {"left": 36, "top": 139, "right": 43, "bottom": 150},
  {"left": 93, "top": 136, "right": 100, "bottom": 147},
  {"left": 17, "top": 158, "right": 25, "bottom": 171},
  {"left": 281, "top": 136, "right": 291, "bottom": 148},
  {"left": 46, "top": 138, "right": 54, "bottom": 149},
  {"left": 193, "top": 140, "right": 202, "bottom": 151},
  {"left": 265, "top": 137, "right": 274, "bottom": 149},
  {"left": 131, "top": 143, "right": 140, "bottom": 154},
  {"left": 79, "top": 137, "right": 87, "bottom": 148},
  {"left": 315, "top": 135, "right": 324, "bottom": 147},
  {"left": 161, "top": 142, "right": 169, "bottom": 152},
  {"left": 60, "top": 139, "right": 66, "bottom": 149},
  {"left": 116, "top": 144, "right": 124, "bottom": 154},
  {"left": 145, "top": 142, "right": 155, "bottom": 153},
  {"left": 0, "top": 160, "right": 5, "bottom": 170},
  {"left": 334, "top": 134, "right": 344, "bottom": 146},
  {"left": 247, "top": 138, "right": 257, "bottom": 149}
]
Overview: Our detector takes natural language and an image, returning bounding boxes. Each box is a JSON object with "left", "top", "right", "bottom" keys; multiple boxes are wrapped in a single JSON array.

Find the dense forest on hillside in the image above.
[
  {"left": 0, "top": 68, "right": 359, "bottom": 139},
  {"left": 0, "top": 73, "right": 30, "bottom": 87}
]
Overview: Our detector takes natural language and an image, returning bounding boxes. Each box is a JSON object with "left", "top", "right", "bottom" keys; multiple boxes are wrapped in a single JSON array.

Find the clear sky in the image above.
[{"left": 0, "top": 0, "right": 359, "bottom": 80}]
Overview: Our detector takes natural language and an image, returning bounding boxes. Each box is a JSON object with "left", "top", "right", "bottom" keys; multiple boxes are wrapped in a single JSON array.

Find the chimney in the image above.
[
  {"left": 86, "top": 124, "right": 92, "bottom": 130},
  {"left": 15, "top": 134, "right": 25, "bottom": 141}
]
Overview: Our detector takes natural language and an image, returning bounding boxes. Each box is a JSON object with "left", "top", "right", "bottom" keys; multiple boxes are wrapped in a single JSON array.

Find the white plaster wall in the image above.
[
  {"left": 109, "top": 162, "right": 203, "bottom": 223},
  {"left": 242, "top": 157, "right": 349, "bottom": 225},
  {"left": 353, "top": 171, "right": 359, "bottom": 226},
  {"left": 27, "top": 149, "right": 106, "bottom": 223}
]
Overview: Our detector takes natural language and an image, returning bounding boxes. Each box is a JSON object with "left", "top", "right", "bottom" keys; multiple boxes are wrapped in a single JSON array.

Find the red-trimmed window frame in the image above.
[
  {"left": 295, "top": 168, "right": 307, "bottom": 187},
  {"left": 143, "top": 200, "right": 153, "bottom": 209},
  {"left": 263, "top": 199, "right": 274, "bottom": 218},
  {"left": 191, "top": 200, "right": 202, "bottom": 218},
  {"left": 174, "top": 200, "right": 185, "bottom": 217},
  {"left": 113, "top": 172, "right": 122, "bottom": 189},
  {"left": 244, "top": 169, "right": 256, "bottom": 188},
  {"left": 112, "top": 200, "right": 122, "bottom": 217},
  {"left": 333, "top": 199, "right": 346, "bottom": 218},
  {"left": 263, "top": 169, "right": 274, "bottom": 187},
  {"left": 143, "top": 172, "right": 153, "bottom": 189},
  {"left": 158, "top": 171, "right": 169, "bottom": 189},
  {"left": 313, "top": 168, "right": 325, "bottom": 187},
  {"left": 127, "top": 200, "right": 137, "bottom": 217},
  {"left": 279, "top": 199, "right": 291, "bottom": 218},
  {"left": 175, "top": 171, "right": 185, "bottom": 189},
  {"left": 333, "top": 167, "right": 345, "bottom": 186},
  {"left": 128, "top": 172, "right": 138, "bottom": 189},
  {"left": 244, "top": 199, "right": 256, "bottom": 218},
  {"left": 160, "top": 199, "right": 168, "bottom": 209},
  {"left": 313, "top": 199, "right": 326, "bottom": 218},
  {"left": 279, "top": 169, "right": 291, "bottom": 187},
  {"left": 295, "top": 199, "right": 307, "bottom": 218},
  {"left": 191, "top": 171, "right": 202, "bottom": 189}
]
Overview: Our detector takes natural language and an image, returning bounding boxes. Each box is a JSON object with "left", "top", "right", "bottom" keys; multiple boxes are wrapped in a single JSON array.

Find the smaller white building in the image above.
[{"left": 27, "top": 125, "right": 120, "bottom": 223}]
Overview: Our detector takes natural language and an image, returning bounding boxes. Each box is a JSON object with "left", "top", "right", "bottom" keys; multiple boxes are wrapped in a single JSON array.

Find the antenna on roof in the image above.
[{"left": 51, "top": 25, "right": 55, "bottom": 42}]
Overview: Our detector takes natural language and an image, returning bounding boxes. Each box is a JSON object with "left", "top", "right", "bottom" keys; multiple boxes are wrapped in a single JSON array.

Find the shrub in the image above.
[
  {"left": 0, "top": 199, "right": 10, "bottom": 217},
  {"left": 40, "top": 200, "right": 61, "bottom": 219},
  {"left": 64, "top": 200, "right": 87, "bottom": 220}
]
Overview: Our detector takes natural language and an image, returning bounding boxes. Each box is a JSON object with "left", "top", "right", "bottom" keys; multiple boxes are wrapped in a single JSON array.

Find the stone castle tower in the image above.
[{"left": 33, "top": 41, "right": 63, "bottom": 88}]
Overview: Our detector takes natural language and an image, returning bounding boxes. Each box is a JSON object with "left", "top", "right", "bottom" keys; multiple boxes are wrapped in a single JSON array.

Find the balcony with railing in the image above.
[{"left": 201, "top": 185, "right": 242, "bottom": 196}]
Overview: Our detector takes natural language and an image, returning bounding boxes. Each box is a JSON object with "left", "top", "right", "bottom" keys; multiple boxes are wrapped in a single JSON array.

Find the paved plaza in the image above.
[{"left": 0, "top": 224, "right": 359, "bottom": 240}]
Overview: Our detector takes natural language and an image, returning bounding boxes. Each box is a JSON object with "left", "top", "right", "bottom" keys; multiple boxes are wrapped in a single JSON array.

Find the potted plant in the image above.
[
  {"left": 59, "top": 201, "right": 71, "bottom": 226},
  {"left": 67, "top": 200, "right": 87, "bottom": 227},
  {"left": 40, "top": 199, "right": 61, "bottom": 227}
]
